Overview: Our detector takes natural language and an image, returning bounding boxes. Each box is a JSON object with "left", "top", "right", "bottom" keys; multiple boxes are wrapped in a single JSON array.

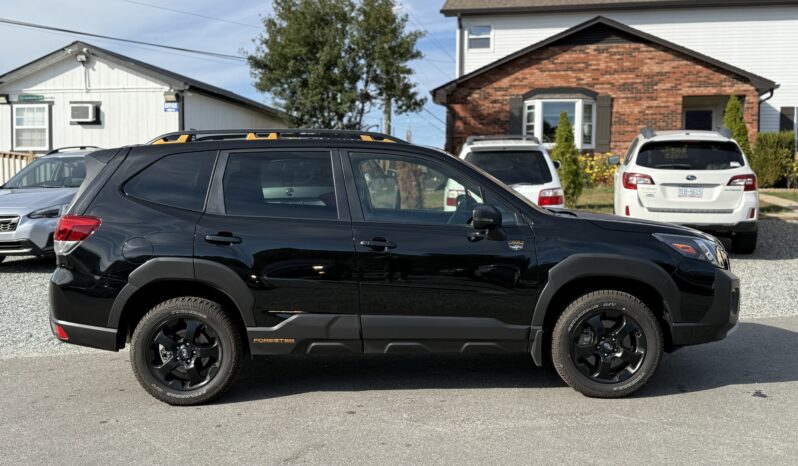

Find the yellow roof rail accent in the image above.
[
  {"left": 152, "top": 134, "right": 190, "bottom": 145},
  {"left": 246, "top": 132, "right": 279, "bottom": 140},
  {"left": 359, "top": 134, "right": 394, "bottom": 142}
]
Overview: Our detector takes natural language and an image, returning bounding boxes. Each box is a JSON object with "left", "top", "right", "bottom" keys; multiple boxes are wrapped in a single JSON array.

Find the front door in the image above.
[
  {"left": 344, "top": 150, "right": 538, "bottom": 354},
  {"left": 195, "top": 148, "right": 360, "bottom": 355}
]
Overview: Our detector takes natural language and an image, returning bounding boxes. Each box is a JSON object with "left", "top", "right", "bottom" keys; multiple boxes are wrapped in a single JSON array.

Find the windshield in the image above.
[
  {"left": 2, "top": 157, "right": 86, "bottom": 189},
  {"left": 465, "top": 150, "right": 552, "bottom": 185},
  {"left": 635, "top": 141, "right": 745, "bottom": 170}
]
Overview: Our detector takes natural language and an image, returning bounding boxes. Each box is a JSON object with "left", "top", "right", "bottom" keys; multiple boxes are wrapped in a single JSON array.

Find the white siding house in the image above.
[
  {"left": 445, "top": 1, "right": 798, "bottom": 134},
  {"left": 0, "top": 41, "right": 287, "bottom": 153}
]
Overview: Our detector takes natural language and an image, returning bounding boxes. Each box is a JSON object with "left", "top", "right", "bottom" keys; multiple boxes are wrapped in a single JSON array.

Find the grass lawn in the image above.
[
  {"left": 761, "top": 189, "right": 798, "bottom": 203},
  {"left": 575, "top": 186, "right": 614, "bottom": 214}
]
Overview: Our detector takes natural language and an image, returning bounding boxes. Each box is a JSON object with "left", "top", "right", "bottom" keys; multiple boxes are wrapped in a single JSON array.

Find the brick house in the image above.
[{"left": 433, "top": 13, "right": 784, "bottom": 154}]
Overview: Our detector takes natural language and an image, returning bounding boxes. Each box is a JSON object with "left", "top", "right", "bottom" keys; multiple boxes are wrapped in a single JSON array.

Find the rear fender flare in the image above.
[{"left": 108, "top": 257, "right": 255, "bottom": 328}]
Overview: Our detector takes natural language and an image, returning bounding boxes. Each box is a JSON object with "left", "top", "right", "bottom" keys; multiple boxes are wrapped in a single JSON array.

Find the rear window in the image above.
[
  {"left": 465, "top": 150, "right": 552, "bottom": 186},
  {"left": 635, "top": 141, "right": 745, "bottom": 170},
  {"left": 124, "top": 151, "right": 216, "bottom": 211}
]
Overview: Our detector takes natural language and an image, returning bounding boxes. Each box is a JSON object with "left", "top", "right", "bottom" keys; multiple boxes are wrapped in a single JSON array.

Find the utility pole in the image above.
[{"left": 383, "top": 97, "right": 392, "bottom": 136}]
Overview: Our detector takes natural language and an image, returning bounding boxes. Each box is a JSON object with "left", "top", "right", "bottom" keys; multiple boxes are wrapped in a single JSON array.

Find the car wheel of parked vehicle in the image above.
[
  {"left": 731, "top": 231, "right": 757, "bottom": 254},
  {"left": 551, "top": 290, "right": 663, "bottom": 398},
  {"left": 130, "top": 297, "right": 243, "bottom": 406}
]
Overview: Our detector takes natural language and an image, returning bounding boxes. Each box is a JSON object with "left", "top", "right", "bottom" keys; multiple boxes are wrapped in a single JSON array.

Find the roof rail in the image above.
[
  {"left": 465, "top": 135, "right": 540, "bottom": 145},
  {"left": 44, "top": 145, "right": 101, "bottom": 155},
  {"left": 640, "top": 127, "right": 656, "bottom": 139},
  {"left": 147, "top": 129, "right": 406, "bottom": 145}
]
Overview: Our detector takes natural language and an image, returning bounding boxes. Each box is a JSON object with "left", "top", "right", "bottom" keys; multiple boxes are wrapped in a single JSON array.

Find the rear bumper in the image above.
[
  {"left": 49, "top": 318, "right": 118, "bottom": 351},
  {"left": 670, "top": 268, "right": 740, "bottom": 346},
  {"left": 620, "top": 190, "right": 758, "bottom": 231}
]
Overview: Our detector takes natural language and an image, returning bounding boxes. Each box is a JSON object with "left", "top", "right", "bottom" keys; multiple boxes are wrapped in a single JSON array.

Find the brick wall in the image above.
[{"left": 444, "top": 40, "right": 760, "bottom": 154}]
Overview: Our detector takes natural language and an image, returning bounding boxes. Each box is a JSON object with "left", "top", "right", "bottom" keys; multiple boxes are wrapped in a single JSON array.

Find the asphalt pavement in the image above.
[{"left": 1, "top": 316, "right": 797, "bottom": 465}]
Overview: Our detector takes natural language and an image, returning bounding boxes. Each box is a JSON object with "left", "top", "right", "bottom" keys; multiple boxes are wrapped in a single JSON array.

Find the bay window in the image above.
[
  {"left": 13, "top": 104, "right": 50, "bottom": 151},
  {"left": 523, "top": 99, "right": 596, "bottom": 149}
]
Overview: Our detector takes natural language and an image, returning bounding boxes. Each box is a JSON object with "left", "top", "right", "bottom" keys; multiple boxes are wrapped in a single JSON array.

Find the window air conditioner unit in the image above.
[{"left": 70, "top": 103, "right": 96, "bottom": 123}]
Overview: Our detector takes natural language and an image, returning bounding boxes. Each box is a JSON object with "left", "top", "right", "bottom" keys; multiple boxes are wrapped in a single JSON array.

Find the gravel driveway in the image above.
[{"left": 1, "top": 218, "right": 796, "bottom": 358}]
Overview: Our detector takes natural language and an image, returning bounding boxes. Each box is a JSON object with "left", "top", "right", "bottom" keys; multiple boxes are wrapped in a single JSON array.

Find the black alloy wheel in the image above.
[
  {"left": 569, "top": 310, "right": 647, "bottom": 384},
  {"left": 146, "top": 317, "right": 222, "bottom": 391}
]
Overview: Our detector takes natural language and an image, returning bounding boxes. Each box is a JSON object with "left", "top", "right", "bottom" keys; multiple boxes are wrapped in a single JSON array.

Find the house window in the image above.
[
  {"left": 13, "top": 104, "right": 49, "bottom": 151},
  {"left": 523, "top": 99, "right": 595, "bottom": 149},
  {"left": 467, "top": 25, "right": 492, "bottom": 50}
]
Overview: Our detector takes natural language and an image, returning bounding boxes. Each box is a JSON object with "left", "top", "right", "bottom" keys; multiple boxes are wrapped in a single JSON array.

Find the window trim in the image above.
[
  {"left": 466, "top": 24, "right": 493, "bottom": 52},
  {"left": 13, "top": 103, "right": 51, "bottom": 152},
  {"left": 522, "top": 99, "right": 596, "bottom": 150},
  {"left": 208, "top": 148, "right": 348, "bottom": 222}
]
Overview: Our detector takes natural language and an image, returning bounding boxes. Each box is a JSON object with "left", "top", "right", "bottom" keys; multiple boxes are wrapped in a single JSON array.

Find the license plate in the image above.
[{"left": 678, "top": 187, "right": 704, "bottom": 198}]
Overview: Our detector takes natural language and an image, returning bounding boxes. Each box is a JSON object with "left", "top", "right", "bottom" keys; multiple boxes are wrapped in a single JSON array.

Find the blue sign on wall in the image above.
[{"left": 164, "top": 102, "right": 179, "bottom": 112}]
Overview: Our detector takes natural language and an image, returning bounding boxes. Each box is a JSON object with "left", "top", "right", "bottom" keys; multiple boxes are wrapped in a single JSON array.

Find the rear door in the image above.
[
  {"left": 343, "top": 149, "right": 538, "bottom": 354},
  {"left": 633, "top": 140, "right": 750, "bottom": 213},
  {"left": 195, "top": 148, "right": 360, "bottom": 355}
]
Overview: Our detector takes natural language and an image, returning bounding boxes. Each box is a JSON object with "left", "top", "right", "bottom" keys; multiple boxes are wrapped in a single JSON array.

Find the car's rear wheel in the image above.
[
  {"left": 551, "top": 290, "right": 663, "bottom": 398},
  {"left": 130, "top": 297, "right": 243, "bottom": 405},
  {"left": 732, "top": 231, "right": 757, "bottom": 254}
]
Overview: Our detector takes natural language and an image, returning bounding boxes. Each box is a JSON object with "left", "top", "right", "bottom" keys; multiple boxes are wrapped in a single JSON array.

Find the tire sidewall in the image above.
[
  {"left": 554, "top": 293, "right": 662, "bottom": 396},
  {"left": 131, "top": 304, "right": 237, "bottom": 403}
]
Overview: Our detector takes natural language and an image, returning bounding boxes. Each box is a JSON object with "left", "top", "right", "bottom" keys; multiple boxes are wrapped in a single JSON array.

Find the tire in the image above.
[
  {"left": 732, "top": 231, "right": 757, "bottom": 254},
  {"left": 0, "top": 256, "right": 5, "bottom": 264},
  {"left": 551, "top": 290, "right": 663, "bottom": 398},
  {"left": 130, "top": 297, "right": 243, "bottom": 406}
]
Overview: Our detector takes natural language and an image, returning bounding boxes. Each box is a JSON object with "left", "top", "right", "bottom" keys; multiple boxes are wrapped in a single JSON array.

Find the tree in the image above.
[
  {"left": 723, "top": 96, "right": 751, "bottom": 155},
  {"left": 550, "top": 112, "right": 583, "bottom": 208},
  {"left": 248, "top": 0, "right": 426, "bottom": 131}
]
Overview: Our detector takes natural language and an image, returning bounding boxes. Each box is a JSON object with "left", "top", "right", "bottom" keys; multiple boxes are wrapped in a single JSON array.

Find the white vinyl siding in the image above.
[
  {"left": 459, "top": 5, "right": 798, "bottom": 133},
  {"left": 13, "top": 104, "right": 49, "bottom": 151},
  {"left": 183, "top": 92, "right": 287, "bottom": 130}
]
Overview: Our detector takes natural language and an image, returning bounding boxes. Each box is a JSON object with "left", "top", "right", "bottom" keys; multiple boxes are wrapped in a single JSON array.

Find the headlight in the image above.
[
  {"left": 653, "top": 233, "right": 725, "bottom": 268},
  {"left": 28, "top": 203, "right": 69, "bottom": 219}
]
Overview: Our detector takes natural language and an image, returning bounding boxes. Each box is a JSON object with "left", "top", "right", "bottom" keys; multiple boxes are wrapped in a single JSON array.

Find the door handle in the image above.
[
  {"left": 359, "top": 239, "right": 397, "bottom": 250},
  {"left": 205, "top": 234, "right": 242, "bottom": 245}
]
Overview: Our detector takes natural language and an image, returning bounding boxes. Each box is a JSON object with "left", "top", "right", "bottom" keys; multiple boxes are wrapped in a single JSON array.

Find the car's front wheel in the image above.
[
  {"left": 130, "top": 297, "right": 243, "bottom": 405},
  {"left": 551, "top": 290, "right": 663, "bottom": 398}
]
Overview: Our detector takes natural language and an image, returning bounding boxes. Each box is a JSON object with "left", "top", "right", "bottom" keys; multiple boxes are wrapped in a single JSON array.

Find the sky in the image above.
[{"left": 0, "top": 0, "right": 457, "bottom": 147}]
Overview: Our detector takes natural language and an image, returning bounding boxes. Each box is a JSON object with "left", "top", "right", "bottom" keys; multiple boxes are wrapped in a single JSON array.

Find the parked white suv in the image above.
[
  {"left": 447, "top": 135, "right": 564, "bottom": 209},
  {"left": 613, "top": 128, "right": 758, "bottom": 253}
]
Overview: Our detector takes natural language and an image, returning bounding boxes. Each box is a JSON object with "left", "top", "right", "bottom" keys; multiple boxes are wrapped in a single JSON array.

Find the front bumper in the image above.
[
  {"left": 0, "top": 215, "right": 58, "bottom": 256},
  {"left": 670, "top": 268, "right": 740, "bottom": 346}
]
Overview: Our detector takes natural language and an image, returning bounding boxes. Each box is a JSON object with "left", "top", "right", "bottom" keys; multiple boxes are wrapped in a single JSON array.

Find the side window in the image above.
[
  {"left": 223, "top": 151, "right": 337, "bottom": 219},
  {"left": 125, "top": 151, "right": 216, "bottom": 212},
  {"left": 624, "top": 138, "right": 639, "bottom": 165},
  {"left": 351, "top": 154, "right": 517, "bottom": 226}
]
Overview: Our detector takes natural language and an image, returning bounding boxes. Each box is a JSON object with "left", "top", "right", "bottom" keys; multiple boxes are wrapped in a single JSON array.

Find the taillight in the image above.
[
  {"left": 446, "top": 189, "right": 465, "bottom": 207},
  {"left": 728, "top": 174, "right": 757, "bottom": 192},
  {"left": 622, "top": 172, "right": 655, "bottom": 190},
  {"left": 538, "top": 188, "right": 564, "bottom": 206},
  {"left": 54, "top": 215, "right": 101, "bottom": 255}
]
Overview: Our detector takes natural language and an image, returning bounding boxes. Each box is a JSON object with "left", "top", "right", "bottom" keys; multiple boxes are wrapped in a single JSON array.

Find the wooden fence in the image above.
[{"left": 0, "top": 151, "right": 35, "bottom": 185}]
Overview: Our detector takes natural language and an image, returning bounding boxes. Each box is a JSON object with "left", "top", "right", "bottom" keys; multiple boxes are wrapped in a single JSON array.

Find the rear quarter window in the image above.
[{"left": 124, "top": 151, "right": 217, "bottom": 211}]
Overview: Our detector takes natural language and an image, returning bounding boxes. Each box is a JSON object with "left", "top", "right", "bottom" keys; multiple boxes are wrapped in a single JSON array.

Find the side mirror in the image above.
[
  {"left": 552, "top": 160, "right": 561, "bottom": 170},
  {"left": 472, "top": 204, "right": 502, "bottom": 230},
  {"left": 608, "top": 155, "right": 621, "bottom": 166}
]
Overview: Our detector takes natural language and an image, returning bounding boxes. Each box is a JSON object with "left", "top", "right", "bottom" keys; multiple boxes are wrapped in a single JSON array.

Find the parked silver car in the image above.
[{"left": 0, "top": 147, "right": 99, "bottom": 262}]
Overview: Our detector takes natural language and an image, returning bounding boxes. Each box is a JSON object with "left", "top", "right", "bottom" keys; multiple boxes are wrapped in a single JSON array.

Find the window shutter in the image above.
[
  {"left": 780, "top": 107, "right": 796, "bottom": 132},
  {"left": 508, "top": 96, "right": 524, "bottom": 135},
  {"left": 595, "top": 95, "right": 613, "bottom": 153}
]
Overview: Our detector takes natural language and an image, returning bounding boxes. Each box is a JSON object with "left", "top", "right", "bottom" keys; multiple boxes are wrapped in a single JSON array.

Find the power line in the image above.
[
  {"left": 119, "top": 0, "right": 262, "bottom": 30},
  {"left": 0, "top": 17, "right": 246, "bottom": 61},
  {"left": 421, "top": 106, "right": 446, "bottom": 126},
  {"left": 395, "top": 2, "right": 456, "bottom": 63}
]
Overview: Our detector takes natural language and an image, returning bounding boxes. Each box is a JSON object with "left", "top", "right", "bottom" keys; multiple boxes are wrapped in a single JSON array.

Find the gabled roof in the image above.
[
  {"left": 441, "top": 0, "right": 798, "bottom": 16},
  {"left": 432, "top": 16, "right": 778, "bottom": 104},
  {"left": 0, "top": 41, "right": 286, "bottom": 121}
]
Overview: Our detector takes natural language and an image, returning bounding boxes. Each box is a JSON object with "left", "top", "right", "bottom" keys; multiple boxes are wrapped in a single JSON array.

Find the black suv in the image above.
[{"left": 49, "top": 129, "right": 740, "bottom": 405}]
